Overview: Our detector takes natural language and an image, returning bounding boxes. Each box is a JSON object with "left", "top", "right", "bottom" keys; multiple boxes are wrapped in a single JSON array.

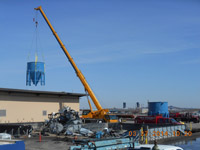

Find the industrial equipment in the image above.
[
  {"left": 26, "top": 62, "right": 45, "bottom": 86},
  {"left": 70, "top": 137, "right": 136, "bottom": 150},
  {"left": 135, "top": 115, "right": 180, "bottom": 125},
  {"left": 148, "top": 102, "right": 169, "bottom": 118},
  {"left": 123, "top": 102, "right": 126, "bottom": 109},
  {"left": 26, "top": 16, "right": 45, "bottom": 86},
  {"left": 34, "top": 6, "right": 118, "bottom": 123},
  {"left": 170, "top": 112, "right": 200, "bottom": 123}
]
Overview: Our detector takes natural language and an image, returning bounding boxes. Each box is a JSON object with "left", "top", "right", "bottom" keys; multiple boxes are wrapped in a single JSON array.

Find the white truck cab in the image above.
[{"left": 134, "top": 144, "right": 183, "bottom": 150}]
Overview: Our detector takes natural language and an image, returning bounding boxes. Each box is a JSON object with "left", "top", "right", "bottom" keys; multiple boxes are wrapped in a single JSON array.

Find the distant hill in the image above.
[
  {"left": 168, "top": 105, "right": 182, "bottom": 110},
  {"left": 168, "top": 105, "right": 200, "bottom": 112}
]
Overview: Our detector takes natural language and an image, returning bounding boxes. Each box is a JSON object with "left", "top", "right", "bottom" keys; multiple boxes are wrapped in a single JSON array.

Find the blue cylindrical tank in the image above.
[
  {"left": 136, "top": 102, "right": 140, "bottom": 108},
  {"left": 26, "top": 62, "right": 45, "bottom": 86},
  {"left": 123, "top": 102, "right": 126, "bottom": 109},
  {"left": 148, "top": 102, "right": 169, "bottom": 117}
]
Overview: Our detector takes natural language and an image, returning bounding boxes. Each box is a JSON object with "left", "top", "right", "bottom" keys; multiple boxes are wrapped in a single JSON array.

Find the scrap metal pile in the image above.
[
  {"left": 42, "top": 106, "right": 93, "bottom": 136},
  {"left": 42, "top": 107, "right": 122, "bottom": 138}
]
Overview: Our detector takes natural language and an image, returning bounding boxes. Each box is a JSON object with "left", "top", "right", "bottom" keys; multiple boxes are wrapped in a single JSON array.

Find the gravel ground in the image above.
[
  {"left": 20, "top": 122, "right": 200, "bottom": 150},
  {"left": 20, "top": 133, "right": 200, "bottom": 150},
  {"left": 21, "top": 136, "right": 74, "bottom": 150}
]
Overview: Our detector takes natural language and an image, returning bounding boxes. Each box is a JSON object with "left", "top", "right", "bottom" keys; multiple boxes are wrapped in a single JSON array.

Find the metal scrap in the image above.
[{"left": 42, "top": 106, "right": 93, "bottom": 136}]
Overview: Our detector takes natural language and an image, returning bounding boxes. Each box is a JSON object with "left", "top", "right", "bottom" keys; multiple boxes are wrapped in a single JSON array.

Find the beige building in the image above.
[{"left": 0, "top": 88, "right": 85, "bottom": 123}]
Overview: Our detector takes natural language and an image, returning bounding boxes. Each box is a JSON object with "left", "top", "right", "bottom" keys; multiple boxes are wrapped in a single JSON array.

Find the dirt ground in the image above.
[
  {"left": 21, "top": 136, "right": 74, "bottom": 150},
  {"left": 19, "top": 122, "right": 200, "bottom": 150},
  {"left": 20, "top": 132, "right": 200, "bottom": 150}
]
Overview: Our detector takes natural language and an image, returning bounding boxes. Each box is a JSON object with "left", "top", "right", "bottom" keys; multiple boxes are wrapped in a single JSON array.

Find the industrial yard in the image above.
[
  {"left": 17, "top": 129, "right": 200, "bottom": 150},
  {"left": 0, "top": 1, "right": 200, "bottom": 150},
  {"left": 1, "top": 105, "right": 200, "bottom": 149},
  {"left": 5, "top": 117, "right": 200, "bottom": 150}
]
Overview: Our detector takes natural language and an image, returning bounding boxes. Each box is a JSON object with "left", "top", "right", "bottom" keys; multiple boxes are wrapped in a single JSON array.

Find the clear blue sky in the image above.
[{"left": 0, "top": 0, "right": 200, "bottom": 109}]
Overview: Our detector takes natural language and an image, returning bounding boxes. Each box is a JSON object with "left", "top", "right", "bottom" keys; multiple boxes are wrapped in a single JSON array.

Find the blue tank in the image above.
[
  {"left": 136, "top": 102, "right": 140, "bottom": 108},
  {"left": 123, "top": 102, "right": 126, "bottom": 109},
  {"left": 148, "top": 102, "right": 169, "bottom": 117},
  {"left": 26, "top": 62, "right": 45, "bottom": 86}
]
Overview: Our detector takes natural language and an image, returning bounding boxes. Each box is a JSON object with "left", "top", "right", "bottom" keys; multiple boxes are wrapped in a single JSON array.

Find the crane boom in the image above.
[{"left": 34, "top": 6, "right": 103, "bottom": 111}]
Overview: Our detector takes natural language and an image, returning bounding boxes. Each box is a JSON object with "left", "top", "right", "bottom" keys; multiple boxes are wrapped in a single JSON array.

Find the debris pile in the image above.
[
  {"left": 42, "top": 106, "right": 124, "bottom": 138},
  {"left": 42, "top": 106, "right": 93, "bottom": 136},
  {"left": 0, "top": 124, "right": 32, "bottom": 137}
]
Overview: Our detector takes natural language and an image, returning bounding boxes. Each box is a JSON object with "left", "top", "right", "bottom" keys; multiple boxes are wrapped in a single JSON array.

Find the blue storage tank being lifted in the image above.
[
  {"left": 26, "top": 62, "right": 45, "bottom": 86},
  {"left": 148, "top": 102, "right": 169, "bottom": 117}
]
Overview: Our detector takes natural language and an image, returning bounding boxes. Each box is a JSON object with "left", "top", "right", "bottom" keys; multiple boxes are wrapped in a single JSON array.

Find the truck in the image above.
[
  {"left": 35, "top": 6, "right": 118, "bottom": 123},
  {"left": 169, "top": 112, "right": 199, "bottom": 123},
  {"left": 135, "top": 115, "right": 181, "bottom": 125}
]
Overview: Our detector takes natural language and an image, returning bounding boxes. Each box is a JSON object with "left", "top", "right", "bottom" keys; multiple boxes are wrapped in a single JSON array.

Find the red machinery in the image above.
[
  {"left": 169, "top": 112, "right": 199, "bottom": 123},
  {"left": 135, "top": 115, "right": 181, "bottom": 125}
]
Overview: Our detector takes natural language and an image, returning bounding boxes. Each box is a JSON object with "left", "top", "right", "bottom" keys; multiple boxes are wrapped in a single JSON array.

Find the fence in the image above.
[{"left": 140, "top": 124, "right": 186, "bottom": 143}]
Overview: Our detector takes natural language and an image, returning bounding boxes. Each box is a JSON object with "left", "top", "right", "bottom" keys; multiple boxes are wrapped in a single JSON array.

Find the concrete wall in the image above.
[{"left": 0, "top": 92, "right": 80, "bottom": 123}]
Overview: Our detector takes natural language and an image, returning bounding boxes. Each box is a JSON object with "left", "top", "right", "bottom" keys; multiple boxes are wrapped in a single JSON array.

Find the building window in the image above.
[
  {"left": 0, "top": 110, "right": 6, "bottom": 117},
  {"left": 43, "top": 110, "right": 47, "bottom": 116}
]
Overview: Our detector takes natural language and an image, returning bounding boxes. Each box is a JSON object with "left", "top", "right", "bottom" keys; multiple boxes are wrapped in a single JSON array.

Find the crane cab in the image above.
[
  {"left": 104, "top": 114, "right": 118, "bottom": 123},
  {"left": 82, "top": 110, "right": 118, "bottom": 123}
]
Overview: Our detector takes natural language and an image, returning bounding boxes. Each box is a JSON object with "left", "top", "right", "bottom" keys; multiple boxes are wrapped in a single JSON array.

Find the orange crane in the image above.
[{"left": 35, "top": 6, "right": 118, "bottom": 123}]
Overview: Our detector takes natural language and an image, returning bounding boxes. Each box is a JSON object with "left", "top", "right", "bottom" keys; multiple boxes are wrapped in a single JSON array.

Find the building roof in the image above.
[{"left": 0, "top": 88, "right": 86, "bottom": 98}]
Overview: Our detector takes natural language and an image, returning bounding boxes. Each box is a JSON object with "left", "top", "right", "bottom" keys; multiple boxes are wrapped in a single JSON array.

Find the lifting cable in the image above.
[
  {"left": 35, "top": 11, "right": 38, "bottom": 65},
  {"left": 27, "top": 10, "right": 45, "bottom": 63},
  {"left": 26, "top": 10, "right": 46, "bottom": 88}
]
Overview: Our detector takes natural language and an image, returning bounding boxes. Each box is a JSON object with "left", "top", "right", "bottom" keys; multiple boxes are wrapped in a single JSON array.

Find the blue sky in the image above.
[{"left": 0, "top": 0, "right": 200, "bottom": 109}]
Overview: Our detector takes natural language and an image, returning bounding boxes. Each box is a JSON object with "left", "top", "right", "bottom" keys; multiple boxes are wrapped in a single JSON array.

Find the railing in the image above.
[{"left": 140, "top": 124, "right": 186, "bottom": 143}]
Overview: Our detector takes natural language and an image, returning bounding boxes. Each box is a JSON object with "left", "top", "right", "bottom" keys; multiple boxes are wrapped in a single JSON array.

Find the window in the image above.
[
  {"left": 0, "top": 110, "right": 6, "bottom": 117},
  {"left": 82, "top": 110, "right": 91, "bottom": 115},
  {"left": 108, "top": 115, "right": 118, "bottom": 120},
  {"left": 104, "top": 115, "right": 118, "bottom": 120},
  {"left": 43, "top": 110, "right": 47, "bottom": 116}
]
